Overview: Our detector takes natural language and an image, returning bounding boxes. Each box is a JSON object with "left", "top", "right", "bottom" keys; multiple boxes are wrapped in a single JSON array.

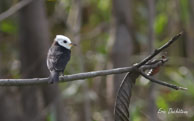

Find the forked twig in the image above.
[{"left": 139, "top": 70, "right": 187, "bottom": 90}]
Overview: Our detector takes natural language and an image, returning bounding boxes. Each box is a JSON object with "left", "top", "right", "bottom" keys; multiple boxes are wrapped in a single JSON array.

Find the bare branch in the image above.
[
  {"left": 139, "top": 70, "right": 187, "bottom": 90},
  {"left": 0, "top": 66, "right": 134, "bottom": 86},
  {"left": 0, "top": 0, "right": 34, "bottom": 22}
]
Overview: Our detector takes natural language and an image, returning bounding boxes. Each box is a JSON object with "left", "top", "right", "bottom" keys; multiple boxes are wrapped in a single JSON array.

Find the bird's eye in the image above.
[{"left": 64, "top": 40, "right": 67, "bottom": 43}]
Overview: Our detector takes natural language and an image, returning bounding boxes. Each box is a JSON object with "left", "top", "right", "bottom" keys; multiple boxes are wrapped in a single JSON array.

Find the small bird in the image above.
[
  {"left": 47, "top": 35, "right": 76, "bottom": 83},
  {"left": 147, "top": 54, "right": 167, "bottom": 76}
]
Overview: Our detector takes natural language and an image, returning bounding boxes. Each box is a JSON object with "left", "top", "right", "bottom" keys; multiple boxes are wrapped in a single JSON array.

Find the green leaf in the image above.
[
  {"left": 156, "top": 96, "right": 168, "bottom": 110},
  {"left": 0, "top": 20, "right": 16, "bottom": 34},
  {"left": 154, "top": 14, "right": 167, "bottom": 35}
]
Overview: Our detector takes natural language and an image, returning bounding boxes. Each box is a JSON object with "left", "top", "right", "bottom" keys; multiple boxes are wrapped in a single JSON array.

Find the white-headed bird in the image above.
[{"left": 47, "top": 35, "right": 76, "bottom": 83}]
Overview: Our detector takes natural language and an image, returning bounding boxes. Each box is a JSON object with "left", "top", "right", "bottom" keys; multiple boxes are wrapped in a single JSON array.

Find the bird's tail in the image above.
[{"left": 49, "top": 71, "right": 59, "bottom": 84}]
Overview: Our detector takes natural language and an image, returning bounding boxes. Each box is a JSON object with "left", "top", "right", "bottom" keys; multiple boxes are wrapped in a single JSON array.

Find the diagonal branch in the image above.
[
  {"left": 139, "top": 70, "right": 187, "bottom": 90},
  {"left": 0, "top": 0, "right": 34, "bottom": 22},
  {"left": 136, "top": 32, "right": 182, "bottom": 67}
]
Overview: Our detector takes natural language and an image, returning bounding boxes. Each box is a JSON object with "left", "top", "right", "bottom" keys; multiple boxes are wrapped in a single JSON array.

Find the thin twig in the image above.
[
  {"left": 136, "top": 32, "right": 182, "bottom": 67},
  {"left": 141, "top": 58, "right": 168, "bottom": 71},
  {"left": 0, "top": 0, "right": 34, "bottom": 21},
  {"left": 139, "top": 70, "right": 187, "bottom": 90}
]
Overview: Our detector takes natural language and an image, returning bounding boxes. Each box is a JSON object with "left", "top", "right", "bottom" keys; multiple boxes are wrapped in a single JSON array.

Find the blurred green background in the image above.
[{"left": 0, "top": 0, "right": 194, "bottom": 121}]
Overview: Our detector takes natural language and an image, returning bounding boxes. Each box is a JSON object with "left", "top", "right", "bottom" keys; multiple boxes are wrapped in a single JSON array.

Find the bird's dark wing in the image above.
[
  {"left": 54, "top": 51, "right": 70, "bottom": 71},
  {"left": 47, "top": 46, "right": 70, "bottom": 72}
]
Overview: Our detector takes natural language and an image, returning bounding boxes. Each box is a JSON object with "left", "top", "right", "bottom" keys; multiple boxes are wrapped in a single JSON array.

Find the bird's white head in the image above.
[{"left": 55, "top": 35, "right": 74, "bottom": 49}]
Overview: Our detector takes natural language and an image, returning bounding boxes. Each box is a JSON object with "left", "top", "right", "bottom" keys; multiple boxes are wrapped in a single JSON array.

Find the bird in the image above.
[
  {"left": 47, "top": 35, "right": 76, "bottom": 83},
  {"left": 147, "top": 53, "right": 167, "bottom": 76}
]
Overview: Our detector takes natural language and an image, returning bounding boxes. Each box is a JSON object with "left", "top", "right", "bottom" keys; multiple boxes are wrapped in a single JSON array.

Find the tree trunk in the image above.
[
  {"left": 111, "top": 0, "right": 134, "bottom": 99},
  {"left": 147, "top": 0, "right": 158, "bottom": 121},
  {"left": 108, "top": 0, "right": 134, "bottom": 117},
  {"left": 18, "top": 0, "right": 49, "bottom": 120},
  {"left": 18, "top": 0, "right": 66, "bottom": 121}
]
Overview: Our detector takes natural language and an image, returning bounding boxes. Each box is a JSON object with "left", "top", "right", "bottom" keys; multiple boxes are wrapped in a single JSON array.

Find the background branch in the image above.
[{"left": 0, "top": 0, "right": 34, "bottom": 21}]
